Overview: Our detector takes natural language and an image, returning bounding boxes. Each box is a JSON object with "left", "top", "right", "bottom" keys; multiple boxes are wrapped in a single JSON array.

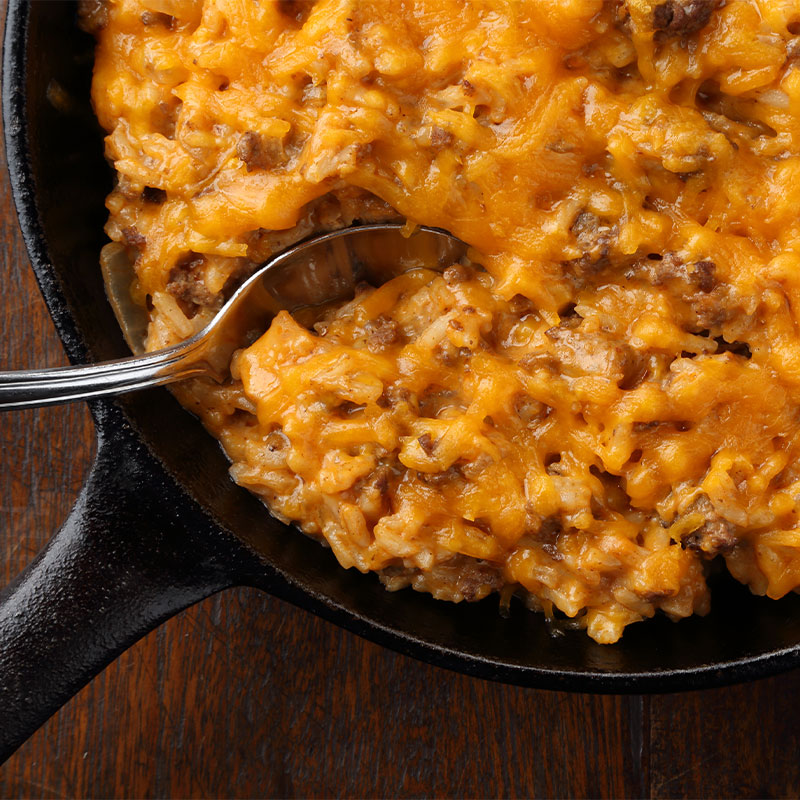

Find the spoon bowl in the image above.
[{"left": 0, "top": 223, "right": 468, "bottom": 410}]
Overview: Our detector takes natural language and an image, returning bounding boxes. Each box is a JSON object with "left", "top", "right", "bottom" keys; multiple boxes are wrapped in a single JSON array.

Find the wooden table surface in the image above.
[{"left": 1, "top": 38, "right": 800, "bottom": 800}]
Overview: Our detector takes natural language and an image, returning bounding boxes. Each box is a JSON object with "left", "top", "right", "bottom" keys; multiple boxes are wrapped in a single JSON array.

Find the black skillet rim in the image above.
[{"left": 5, "top": 0, "right": 800, "bottom": 695}]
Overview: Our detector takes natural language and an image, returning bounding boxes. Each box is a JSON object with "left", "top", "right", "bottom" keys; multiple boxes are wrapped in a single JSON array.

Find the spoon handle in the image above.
[{"left": 0, "top": 339, "right": 208, "bottom": 410}]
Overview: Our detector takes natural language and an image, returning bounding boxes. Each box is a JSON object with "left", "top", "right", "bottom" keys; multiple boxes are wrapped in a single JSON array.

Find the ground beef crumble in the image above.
[
  {"left": 652, "top": 0, "right": 717, "bottom": 39},
  {"left": 166, "top": 252, "right": 214, "bottom": 318}
]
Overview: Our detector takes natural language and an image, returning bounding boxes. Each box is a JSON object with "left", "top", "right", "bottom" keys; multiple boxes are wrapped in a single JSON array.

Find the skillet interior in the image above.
[{"left": 8, "top": 0, "right": 800, "bottom": 692}]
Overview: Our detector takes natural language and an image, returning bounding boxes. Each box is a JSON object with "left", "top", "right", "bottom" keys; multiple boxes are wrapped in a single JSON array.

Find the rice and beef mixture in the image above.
[{"left": 84, "top": 0, "right": 800, "bottom": 643}]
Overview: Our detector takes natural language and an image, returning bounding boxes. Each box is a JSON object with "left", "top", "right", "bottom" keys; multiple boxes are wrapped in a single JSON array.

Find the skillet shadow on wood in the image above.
[{"left": 11, "top": 0, "right": 800, "bottom": 692}]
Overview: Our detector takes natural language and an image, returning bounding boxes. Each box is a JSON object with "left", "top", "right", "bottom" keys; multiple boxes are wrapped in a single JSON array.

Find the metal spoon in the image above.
[{"left": 0, "top": 223, "right": 468, "bottom": 410}]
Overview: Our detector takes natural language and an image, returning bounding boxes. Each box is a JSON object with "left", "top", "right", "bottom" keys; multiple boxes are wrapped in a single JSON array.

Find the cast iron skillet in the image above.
[{"left": 3, "top": 0, "right": 800, "bottom": 763}]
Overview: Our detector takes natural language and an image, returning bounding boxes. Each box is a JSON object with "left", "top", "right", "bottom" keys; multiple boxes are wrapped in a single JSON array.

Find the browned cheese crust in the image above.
[{"left": 86, "top": 0, "right": 800, "bottom": 642}]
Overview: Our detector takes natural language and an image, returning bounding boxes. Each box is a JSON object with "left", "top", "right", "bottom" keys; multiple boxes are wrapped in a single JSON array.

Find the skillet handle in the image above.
[{"left": 0, "top": 417, "right": 240, "bottom": 763}]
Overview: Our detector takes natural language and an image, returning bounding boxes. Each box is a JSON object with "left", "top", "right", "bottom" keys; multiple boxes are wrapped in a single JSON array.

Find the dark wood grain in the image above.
[
  {"left": 650, "top": 674, "right": 800, "bottom": 799},
  {"left": 0, "top": 588, "right": 647, "bottom": 799},
  {"left": 0, "top": 3, "right": 798, "bottom": 794}
]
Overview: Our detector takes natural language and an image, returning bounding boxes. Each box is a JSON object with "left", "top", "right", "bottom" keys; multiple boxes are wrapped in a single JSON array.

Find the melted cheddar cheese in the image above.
[{"left": 85, "top": 0, "right": 800, "bottom": 642}]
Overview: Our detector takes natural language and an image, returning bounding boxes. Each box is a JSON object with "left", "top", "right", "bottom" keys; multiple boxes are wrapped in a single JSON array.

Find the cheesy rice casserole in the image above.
[{"left": 83, "top": 0, "right": 800, "bottom": 643}]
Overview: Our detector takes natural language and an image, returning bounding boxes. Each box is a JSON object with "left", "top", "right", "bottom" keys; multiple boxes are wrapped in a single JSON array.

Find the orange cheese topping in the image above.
[{"left": 87, "top": 0, "right": 800, "bottom": 642}]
